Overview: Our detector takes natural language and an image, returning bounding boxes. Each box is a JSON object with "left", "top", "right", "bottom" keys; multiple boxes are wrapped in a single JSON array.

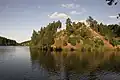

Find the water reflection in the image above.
[{"left": 30, "top": 49, "right": 120, "bottom": 80}]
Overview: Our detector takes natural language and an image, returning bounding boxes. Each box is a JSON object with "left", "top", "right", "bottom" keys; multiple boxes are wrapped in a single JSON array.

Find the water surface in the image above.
[{"left": 0, "top": 46, "right": 120, "bottom": 80}]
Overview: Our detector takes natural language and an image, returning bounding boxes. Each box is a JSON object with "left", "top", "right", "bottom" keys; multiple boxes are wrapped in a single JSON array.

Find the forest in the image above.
[
  {"left": 30, "top": 17, "right": 120, "bottom": 51},
  {"left": 0, "top": 36, "right": 18, "bottom": 46}
]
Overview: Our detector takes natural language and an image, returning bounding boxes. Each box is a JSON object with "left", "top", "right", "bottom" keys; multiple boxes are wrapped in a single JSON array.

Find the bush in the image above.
[
  {"left": 104, "top": 36, "right": 109, "bottom": 41},
  {"left": 110, "top": 39, "right": 117, "bottom": 47},
  {"left": 68, "top": 37, "right": 76, "bottom": 46},
  {"left": 80, "top": 27, "right": 92, "bottom": 38},
  {"left": 117, "top": 40, "right": 120, "bottom": 45},
  {"left": 110, "top": 39, "right": 120, "bottom": 47},
  {"left": 83, "top": 38, "right": 93, "bottom": 45},
  {"left": 94, "top": 38, "right": 104, "bottom": 46}
]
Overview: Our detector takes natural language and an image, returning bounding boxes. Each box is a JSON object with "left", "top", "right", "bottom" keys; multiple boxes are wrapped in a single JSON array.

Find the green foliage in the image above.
[
  {"left": 80, "top": 26, "right": 92, "bottom": 39},
  {"left": 108, "top": 24, "right": 120, "bottom": 37},
  {"left": 110, "top": 39, "right": 117, "bottom": 47},
  {"left": 72, "top": 22, "right": 83, "bottom": 30},
  {"left": 31, "top": 30, "right": 38, "bottom": 46},
  {"left": 31, "top": 21, "right": 62, "bottom": 48},
  {"left": 0, "top": 36, "right": 17, "bottom": 46},
  {"left": 20, "top": 40, "right": 30, "bottom": 46},
  {"left": 30, "top": 17, "right": 120, "bottom": 50},
  {"left": 68, "top": 37, "right": 76, "bottom": 46},
  {"left": 94, "top": 38, "right": 104, "bottom": 47},
  {"left": 110, "top": 39, "right": 120, "bottom": 47},
  {"left": 86, "top": 16, "right": 98, "bottom": 31},
  {"left": 104, "top": 35, "right": 109, "bottom": 41},
  {"left": 86, "top": 16, "right": 120, "bottom": 46},
  {"left": 66, "top": 18, "right": 73, "bottom": 34},
  {"left": 81, "top": 37, "right": 104, "bottom": 52}
]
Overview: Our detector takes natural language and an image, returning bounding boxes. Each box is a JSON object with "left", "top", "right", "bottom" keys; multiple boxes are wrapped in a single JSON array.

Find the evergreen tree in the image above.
[
  {"left": 31, "top": 21, "right": 62, "bottom": 48},
  {"left": 0, "top": 36, "right": 17, "bottom": 46},
  {"left": 66, "top": 18, "right": 72, "bottom": 32},
  {"left": 31, "top": 30, "right": 38, "bottom": 46}
]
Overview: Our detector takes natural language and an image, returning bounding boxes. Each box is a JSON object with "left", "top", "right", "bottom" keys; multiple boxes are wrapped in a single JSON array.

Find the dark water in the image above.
[{"left": 0, "top": 46, "right": 120, "bottom": 80}]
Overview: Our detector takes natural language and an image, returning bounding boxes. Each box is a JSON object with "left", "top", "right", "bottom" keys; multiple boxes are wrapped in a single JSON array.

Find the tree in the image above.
[
  {"left": 56, "top": 20, "right": 62, "bottom": 29},
  {"left": 30, "top": 21, "right": 62, "bottom": 49},
  {"left": 66, "top": 18, "right": 72, "bottom": 31},
  {"left": 76, "top": 22, "right": 82, "bottom": 29},
  {"left": 106, "top": 0, "right": 120, "bottom": 19},
  {"left": 106, "top": 0, "right": 118, "bottom": 6},
  {"left": 0, "top": 36, "right": 17, "bottom": 46},
  {"left": 31, "top": 30, "right": 38, "bottom": 46},
  {"left": 86, "top": 16, "right": 98, "bottom": 31},
  {"left": 72, "top": 22, "right": 76, "bottom": 28},
  {"left": 86, "top": 16, "right": 94, "bottom": 25}
]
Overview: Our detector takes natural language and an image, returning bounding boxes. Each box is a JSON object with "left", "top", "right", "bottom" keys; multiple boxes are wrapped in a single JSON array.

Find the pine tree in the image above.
[
  {"left": 31, "top": 30, "right": 38, "bottom": 46},
  {"left": 66, "top": 18, "right": 72, "bottom": 31}
]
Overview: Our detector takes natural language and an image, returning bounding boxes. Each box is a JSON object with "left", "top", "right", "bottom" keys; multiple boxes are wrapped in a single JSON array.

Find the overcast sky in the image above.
[{"left": 0, "top": 0, "right": 120, "bottom": 42}]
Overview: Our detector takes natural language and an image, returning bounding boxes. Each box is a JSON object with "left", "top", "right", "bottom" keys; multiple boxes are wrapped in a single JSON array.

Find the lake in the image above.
[{"left": 0, "top": 46, "right": 120, "bottom": 80}]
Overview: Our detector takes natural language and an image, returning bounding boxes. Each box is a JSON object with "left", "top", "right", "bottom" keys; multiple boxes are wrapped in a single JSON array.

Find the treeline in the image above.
[
  {"left": 20, "top": 40, "right": 30, "bottom": 46},
  {"left": 56, "top": 18, "right": 105, "bottom": 51},
  {"left": 31, "top": 20, "right": 62, "bottom": 49},
  {"left": 86, "top": 16, "right": 120, "bottom": 46},
  {"left": 0, "top": 36, "right": 17, "bottom": 46},
  {"left": 31, "top": 17, "right": 120, "bottom": 50}
]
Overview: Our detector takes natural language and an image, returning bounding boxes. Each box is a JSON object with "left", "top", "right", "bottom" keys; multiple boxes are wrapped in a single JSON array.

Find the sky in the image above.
[{"left": 0, "top": 0, "right": 120, "bottom": 42}]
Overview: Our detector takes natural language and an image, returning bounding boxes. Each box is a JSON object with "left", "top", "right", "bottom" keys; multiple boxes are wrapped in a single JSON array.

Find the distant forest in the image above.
[{"left": 0, "top": 36, "right": 17, "bottom": 46}]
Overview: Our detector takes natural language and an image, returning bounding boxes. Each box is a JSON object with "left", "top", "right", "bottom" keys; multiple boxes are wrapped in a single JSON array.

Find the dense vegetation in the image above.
[
  {"left": 20, "top": 40, "right": 30, "bottom": 46},
  {"left": 86, "top": 16, "right": 120, "bottom": 47},
  {"left": 0, "top": 36, "right": 17, "bottom": 46},
  {"left": 31, "top": 21, "right": 61, "bottom": 49},
  {"left": 30, "top": 17, "right": 120, "bottom": 51}
]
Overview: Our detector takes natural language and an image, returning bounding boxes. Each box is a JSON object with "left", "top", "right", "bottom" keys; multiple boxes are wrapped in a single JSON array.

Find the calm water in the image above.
[{"left": 0, "top": 46, "right": 120, "bottom": 80}]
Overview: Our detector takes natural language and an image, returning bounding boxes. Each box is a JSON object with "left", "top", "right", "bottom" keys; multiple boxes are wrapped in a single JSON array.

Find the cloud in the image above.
[
  {"left": 61, "top": 3, "right": 80, "bottom": 9},
  {"left": 70, "top": 8, "right": 86, "bottom": 15},
  {"left": 109, "top": 15, "right": 117, "bottom": 18},
  {"left": 48, "top": 12, "right": 70, "bottom": 19},
  {"left": 72, "top": 19, "right": 86, "bottom": 23},
  {"left": 72, "top": 19, "right": 88, "bottom": 25},
  {"left": 70, "top": 11, "right": 81, "bottom": 15}
]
